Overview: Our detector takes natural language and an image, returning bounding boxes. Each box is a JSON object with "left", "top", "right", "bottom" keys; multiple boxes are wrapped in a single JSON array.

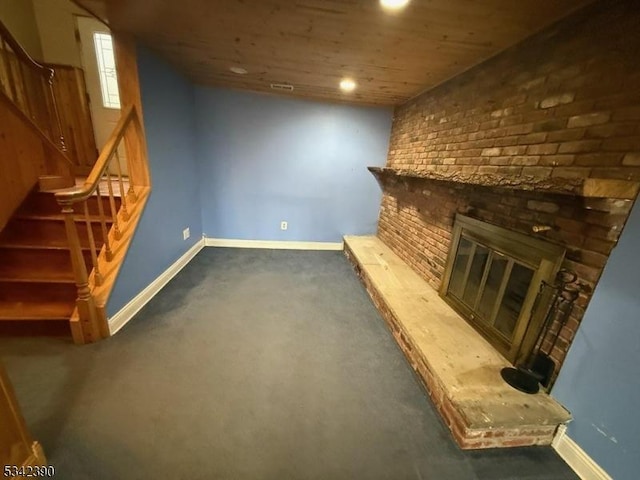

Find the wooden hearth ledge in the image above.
[
  {"left": 369, "top": 166, "right": 640, "bottom": 199},
  {"left": 344, "top": 235, "right": 571, "bottom": 449}
]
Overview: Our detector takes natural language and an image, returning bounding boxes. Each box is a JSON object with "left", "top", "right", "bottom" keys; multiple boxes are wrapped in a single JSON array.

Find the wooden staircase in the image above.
[
  {"left": 1, "top": 18, "right": 151, "bottom": 344},
  {"left": 0, "top": 103, "right": 150, "bottom": 345},
  {"left": 0, "top": 190, "right": 120, "bottom": 336}
]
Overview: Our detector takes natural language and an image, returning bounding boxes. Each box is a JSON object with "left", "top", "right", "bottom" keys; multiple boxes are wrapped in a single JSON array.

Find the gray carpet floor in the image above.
[{"left": 1, "top": 249, "right": 578, "bottom": 480}]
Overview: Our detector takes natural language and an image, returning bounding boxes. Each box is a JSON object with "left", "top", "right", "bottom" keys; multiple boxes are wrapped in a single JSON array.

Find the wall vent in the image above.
[{"left": 270, "top": 83, "right": 294, "bottom": 92}]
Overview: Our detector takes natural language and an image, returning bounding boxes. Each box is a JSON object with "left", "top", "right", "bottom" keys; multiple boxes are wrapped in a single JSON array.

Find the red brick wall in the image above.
[{"left": 377, "top": 0, "right": 640, "bottom": 374}]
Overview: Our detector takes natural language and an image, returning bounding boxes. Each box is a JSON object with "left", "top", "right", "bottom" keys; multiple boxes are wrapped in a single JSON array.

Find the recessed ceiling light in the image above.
[
  {"left": 380, "top": 0, "right": 410, "bottom": 11},
  {"left": 230, "top": 66, "right": 248, "bottom": 75},
  {"left": 340, "top": 78, "right": 357, "bottom": 92}
]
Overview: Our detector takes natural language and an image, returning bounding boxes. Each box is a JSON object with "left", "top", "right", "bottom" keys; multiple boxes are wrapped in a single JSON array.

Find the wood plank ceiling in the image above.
[{"left": 75, "top": 0, "right": 593, "bottom": 106}]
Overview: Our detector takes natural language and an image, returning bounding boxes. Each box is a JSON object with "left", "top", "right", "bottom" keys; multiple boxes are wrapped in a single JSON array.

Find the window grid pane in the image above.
[{"left": 93, "top": 32, "right": 120, "bottom": 109}]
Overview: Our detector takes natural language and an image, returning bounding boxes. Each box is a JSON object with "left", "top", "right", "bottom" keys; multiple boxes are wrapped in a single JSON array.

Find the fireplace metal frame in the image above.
[{"left": 440, "top": 215, "right": 566, "bottom": 364}]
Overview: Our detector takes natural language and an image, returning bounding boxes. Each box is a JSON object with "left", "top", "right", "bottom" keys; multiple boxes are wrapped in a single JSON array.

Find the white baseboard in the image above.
[
  {"left": 108, "top": 236, "right": 342, "bottom": 334},
  {"left": 108, "top": 239, "right": 205, "bottom": 335},
  {"left": 552, "top": 425, "right": 612, "bottom": 480},
  {"left": 204, "top": 238, "right": 344, "bottom": 251}
]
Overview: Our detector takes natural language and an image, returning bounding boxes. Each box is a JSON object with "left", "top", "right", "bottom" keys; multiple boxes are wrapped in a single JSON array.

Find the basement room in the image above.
[{"left": 0, "top": 0, "right": 638, "bottom": 478}]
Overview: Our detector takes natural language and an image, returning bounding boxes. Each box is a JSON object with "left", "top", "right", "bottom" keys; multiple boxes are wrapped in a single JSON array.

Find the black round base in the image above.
[{"left": 500, "top": 367, "right": 540, "bottom": 394}]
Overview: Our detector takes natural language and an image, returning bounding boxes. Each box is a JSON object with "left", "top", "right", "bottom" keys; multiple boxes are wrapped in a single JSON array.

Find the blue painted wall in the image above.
[
  {"left": 107, "top": 46, "right": 202, "bottom": 315},
  {"left": 195, "top": 88, "right": 393, "bottom": 242},
  {"left": 552, "top": 199, "right": 640, "bottom": 480}
]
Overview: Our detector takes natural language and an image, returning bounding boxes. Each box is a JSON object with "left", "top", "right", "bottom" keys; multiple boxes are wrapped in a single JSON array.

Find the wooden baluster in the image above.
[
  {"left": 114, "top": 148, "right": 129, "bottom": 221},
  {"left": 1, "top": 41, "right": 18, "bottom": 103},
  {"left": 14, "top": 69, "right": 25, "bottom": 109},
  {"left": 0, "top": 39, "right": 7, "bottom": 92},
  {"left": 123, "top": 131, "right": 137, "bottom": 203},
  {"left": 11, "top": 56, "right": 25, "bottom": 111},
  {"left": 127, "top": 175, "right": 137, "bottom": 203},
  {"left": 19, "top": 63, "right": 35, "bottom": 122},
  {"left": 83, "top": 200, "right": 102, "bottom": 286},
  {"left": 39, "top": 76, "right": 51, "bottom": 137},
  {"left": 0, "top": 44, "right": 6, "bottom": 96},
  {"left": 0, "top": 38, "right": 5, "bottom": 93},
  {"left": 61, "top": 204, "right": 100, "bottom": 343},
  {"left": 95, "top": 184, "right": 113, "bottom": 261},
  {"left": 106, "top": 170, "right": 122, "bottom": 240},
  {"left": 127, "top": 157, "right": 138, "bottom": 203},
  {"left": 35, "top": 75, "right": 47, "bottom": 130},
  {"left": 46, "top": 69, "right": 66, "bottom": 152}
]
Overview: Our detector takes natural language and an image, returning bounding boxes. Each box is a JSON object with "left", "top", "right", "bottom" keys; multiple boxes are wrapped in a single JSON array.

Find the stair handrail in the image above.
[
  {"left": 54, "top": 104, "right": 141, "bottom": 344},
  {"left": 56, "top": 105, "right": 136, "bottom": 205},
  {"left": 0, "top": 20, "right": 50, "bottom": 75},
  {"left": 0, "top": 19, "right": 66, "bottom": 151}
]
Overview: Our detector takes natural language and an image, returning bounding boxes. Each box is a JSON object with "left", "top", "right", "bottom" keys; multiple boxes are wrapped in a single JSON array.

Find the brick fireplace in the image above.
[{"left": 374, "top": 0, "right": 640, "bottom": 381}]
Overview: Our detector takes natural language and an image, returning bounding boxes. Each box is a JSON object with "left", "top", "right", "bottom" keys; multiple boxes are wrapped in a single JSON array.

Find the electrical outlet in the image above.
[
  {"left": 280, "top": 221, "right": 288, "bottom": 231},
  {"left": 183, "top": 227, "right": 190, "bottom": 240}
]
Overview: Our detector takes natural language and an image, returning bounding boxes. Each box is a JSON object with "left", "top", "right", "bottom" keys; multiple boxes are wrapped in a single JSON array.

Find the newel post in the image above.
[{"left": 61, "top": 204, "right": 100, "bottom": 344}]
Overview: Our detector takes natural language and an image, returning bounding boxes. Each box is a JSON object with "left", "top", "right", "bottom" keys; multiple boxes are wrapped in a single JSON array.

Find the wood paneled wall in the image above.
[
  {"left": 0, "top": 96, "right": 49, "bottom": 230},
  {"left": 0, "top": 44, "right": 55, "bottom": 141},
  {"left": 1, "top": 45, "right": 98, "bottom": 175},
  {"left": 48, "top": 64, "right": 98, "bottom": 174}
]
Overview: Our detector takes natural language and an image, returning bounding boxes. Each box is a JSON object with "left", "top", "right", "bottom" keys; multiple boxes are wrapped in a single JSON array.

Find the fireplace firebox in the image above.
[{"left": 441, "top": 215, "right": 565, "bottom": 364}]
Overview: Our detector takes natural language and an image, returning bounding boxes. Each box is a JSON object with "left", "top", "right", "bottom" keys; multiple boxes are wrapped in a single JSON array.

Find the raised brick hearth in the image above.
[
  {"left": 344, "top": 236, "right": 571, "bottom": 449},
  {"left": 376, "top": 0, "right": 640, "bottom": 381}
]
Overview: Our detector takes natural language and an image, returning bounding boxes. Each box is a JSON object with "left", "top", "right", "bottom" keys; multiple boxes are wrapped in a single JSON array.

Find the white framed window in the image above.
[{"left": 93, "top": 32, "right": 121, "bottom": 109}]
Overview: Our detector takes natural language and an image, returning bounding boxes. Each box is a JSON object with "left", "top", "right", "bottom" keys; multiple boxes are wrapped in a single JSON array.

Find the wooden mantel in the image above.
[{"left": 368, "top": 166, "right": 640, "bottom": 200}]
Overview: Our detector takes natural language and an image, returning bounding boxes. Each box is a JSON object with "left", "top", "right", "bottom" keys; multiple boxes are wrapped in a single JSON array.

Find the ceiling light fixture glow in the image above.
[
  {"left": 340, "top": 78, "right": 357, "bottom": 92},
  {"left": 230, "top": 66, "right": 248, "bottom": 75},
  {"left": 380, "top": 0, "right": 410, "bottom": 10}
]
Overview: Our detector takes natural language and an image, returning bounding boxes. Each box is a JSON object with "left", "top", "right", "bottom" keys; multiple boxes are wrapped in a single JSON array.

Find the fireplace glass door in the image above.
[{"left": 442, "top": 215, "right": 565, "bottom": 363}]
